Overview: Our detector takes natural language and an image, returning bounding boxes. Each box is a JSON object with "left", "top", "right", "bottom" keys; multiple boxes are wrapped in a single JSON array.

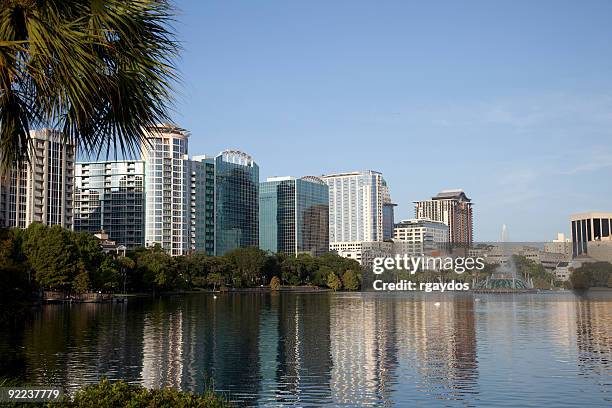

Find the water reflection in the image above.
[{"left": 0, "top": 292, "right": 611, "bottom": 407}]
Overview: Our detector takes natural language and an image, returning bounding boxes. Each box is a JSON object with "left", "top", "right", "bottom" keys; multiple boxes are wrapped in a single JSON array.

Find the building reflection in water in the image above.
[
  {"left": 574, "top": 299, "right": 612, "bottom": 378},
  {"left": 141, "top": 304, "right": 183, "bottom": 388},
  {"left": 404, "top": 296, "right": 479, "bottom": 401},
  {"left": 6, "top": 292, "right": 612, "bottom": 406},
  {"left": 266, "top": 293, "right": 333, "bottom": 405},
  {"left": 329, "top": 294, "right": 477, "bottom": 405}
]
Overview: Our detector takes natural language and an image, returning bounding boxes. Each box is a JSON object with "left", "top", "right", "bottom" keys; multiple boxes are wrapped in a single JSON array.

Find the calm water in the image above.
[{"left": 1, "top": 292, "right": 611, "bottom": 407}]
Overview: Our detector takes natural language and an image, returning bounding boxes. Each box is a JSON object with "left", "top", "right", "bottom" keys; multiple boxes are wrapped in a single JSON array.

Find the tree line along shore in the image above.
[
  {"left": 3, "top": 223, "right": 612, "bottom": 323},
  {"left": 0, "top": 224, "right": 362, "bottom": 321}
]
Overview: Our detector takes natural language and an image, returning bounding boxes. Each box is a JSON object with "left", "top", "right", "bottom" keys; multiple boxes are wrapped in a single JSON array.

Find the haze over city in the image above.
[{"left": 171, "top": 0, "right": 612, "bottom": 241}]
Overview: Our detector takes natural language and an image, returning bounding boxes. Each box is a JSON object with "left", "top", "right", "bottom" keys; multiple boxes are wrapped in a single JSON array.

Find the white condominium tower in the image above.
[
  {"left": 0, "top": 129, "right": 75, "bottom": 229},
  {"left": 414, "top": 189, "right": 473, "bottom": 245},
  {"left": 141, "top": 124, "right": 191, "bottom": 256},
  {"left": 321, "top": 170, "right": 389, "bottom": 245}
]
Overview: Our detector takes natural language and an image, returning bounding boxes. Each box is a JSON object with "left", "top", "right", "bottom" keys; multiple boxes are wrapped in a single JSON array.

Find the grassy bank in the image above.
[{"left": 1, "top": 379, "right": 233, "bottom": 408}]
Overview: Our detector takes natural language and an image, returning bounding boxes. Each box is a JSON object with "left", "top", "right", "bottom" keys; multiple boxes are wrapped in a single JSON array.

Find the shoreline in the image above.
[{"left": 32, "top": 286, "right": 612, "bottom": 305}]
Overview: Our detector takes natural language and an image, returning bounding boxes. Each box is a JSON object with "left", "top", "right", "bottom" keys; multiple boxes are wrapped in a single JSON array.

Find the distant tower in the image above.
[
  {"left": 501, "top": 224, "right": 508, "bottom": 242},
  {"left": 414, "top": 189, "right": 473, "bottom": 245}
]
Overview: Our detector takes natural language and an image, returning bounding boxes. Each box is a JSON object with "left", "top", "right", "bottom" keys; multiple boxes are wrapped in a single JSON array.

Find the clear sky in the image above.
[{"left": 171, "top": 0, "right": 612, "bottom": 241}]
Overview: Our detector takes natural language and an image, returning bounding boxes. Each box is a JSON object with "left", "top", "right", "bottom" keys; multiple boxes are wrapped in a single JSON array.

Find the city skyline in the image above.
[
  {"left": 169, "top": 0, "right": 612, "bottom": 241},
  {"left": 3, "top": 125, "right": 607, "bottom": 253}
]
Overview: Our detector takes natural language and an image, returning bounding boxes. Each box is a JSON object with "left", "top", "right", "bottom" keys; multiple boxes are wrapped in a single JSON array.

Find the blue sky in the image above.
[{"left": 171, "top": 0, "right": 612, "bottom": 241}]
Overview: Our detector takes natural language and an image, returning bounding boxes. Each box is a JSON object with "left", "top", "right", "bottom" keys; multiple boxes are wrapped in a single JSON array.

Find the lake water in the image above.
[{"left": 1, "top": 292, "right": 611, "bottom": 407}]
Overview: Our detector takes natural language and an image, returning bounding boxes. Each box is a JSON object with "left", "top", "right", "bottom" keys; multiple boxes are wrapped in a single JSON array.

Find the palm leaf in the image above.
[{"left": 0, "top": 0, "right": 179, "bottom": 172}]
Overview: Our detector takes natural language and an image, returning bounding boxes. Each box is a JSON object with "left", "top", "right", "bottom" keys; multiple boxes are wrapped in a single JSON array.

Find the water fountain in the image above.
[{"left": 474, "top": 224, "right": 533, "bottom": 292}]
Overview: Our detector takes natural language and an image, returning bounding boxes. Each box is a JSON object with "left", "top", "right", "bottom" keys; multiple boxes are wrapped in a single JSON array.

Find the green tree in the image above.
[
  {"left": 133, "top": 244, "right": 177, "bottom": 292},
  {"left": 570, "top": 268, "right": 593, "bottom": 290},
  {"left": 73, "top": 267, "right": 91, "bottom": 294},
  {"left": 588, "top": 262, "right": 612, "bottom": 286},
  {"left": 0, "top": 228, "right": 30, "bottom": 321},
  {"left": 224, "top": 247, "right": 268, "bottom": 287},
  {"left": 270, "top": 276, "right": 281, "bottom": 291},
  {"left": 74, "top": 232, "right": 104, "bottom": 276},
  {"left": 341, "top": 269, "right": 360, "bottom": 291},
  {"left": 570, "top": 262, "right": 612, "bottom": 288},
  {"left": 94, "top": 258, "right": 120, "bottom": 292},
  {"left": 23, "top": 224, "right": 79, "bottom": 290},
  {"left": 0, "top": 0, "right": 178, "bottom": 171},
  {"left": 512, "top": 255, "right": 555, "bottom": 289},
  {"left": 312, "top": 265, "right": 332, "bottom": 287},
  {"left": 327, "top": 272, "right": 342, "bottom": 291},
  {"left": 116, "top": 256, "right": 135, "bottom": 294},
  {"left": 281, "top": 256, "right": 301, "bottom": 286},
  {"left": 318, "top": 252, "right": 361, "bottom": 275},
  {"left": 206, "top": 272, "right": 225, "bottom": 291},
  {"left": 175, "top": 253, "right": 208, "bottom": 288}
]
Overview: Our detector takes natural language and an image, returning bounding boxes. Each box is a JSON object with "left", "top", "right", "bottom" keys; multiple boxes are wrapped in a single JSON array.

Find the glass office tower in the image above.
[
  {"left": 214, "top": 150, "right": 259, "bottom": 255},
  {"left": 260, "top": 176, "right": 329, "bottom": 256}
]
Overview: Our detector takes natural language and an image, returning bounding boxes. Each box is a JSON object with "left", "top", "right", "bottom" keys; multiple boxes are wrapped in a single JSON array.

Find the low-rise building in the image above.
[
  {"left": 544, "top": 233, "right": 572, "bottom": 257},
  {"left": 570, "top": 212, "right": 612, "bottom": 258},
  {"left": 330, "top": 241, "right": 394, "bottom": 268},
  {"left": 393, "top": 218, "right": 449, "bottom": 255},
  {"left": 553, "top": 262, "right": 571, "bottom": 282}
]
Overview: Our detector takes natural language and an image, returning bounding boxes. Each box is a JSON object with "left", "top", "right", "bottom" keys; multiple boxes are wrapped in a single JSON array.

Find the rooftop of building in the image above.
[
  {"left": 265, "top": 176, "right": 295, "bottom": 182},
  {"left": 262, "top": 175, "right": 327, "bottom": 185},
  {"left": 432, "top": 189, "right": 471, "bottom": 201},
  {"left": 395, "top": 218, "right": 448, "bottom": 228},
  {"left": 146, "top": 123, "right": 191, "bottom": 138},
  {"left": 300, "top": 175, "right": 326, "bottom": 184},
  {"left": 217, "top": 149, "right": 256, "bottom": 166},
  {"left": 320, "top": 170, "right": 383, "bottom": 178},
  {"left": 570, "top": 211, "right": 612, "bottom": 220}
]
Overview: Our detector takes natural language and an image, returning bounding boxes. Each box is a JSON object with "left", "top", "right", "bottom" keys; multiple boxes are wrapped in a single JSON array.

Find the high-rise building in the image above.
[
  {"left": 393, "top": 218, "right": 449, "bottom": 255},
  {"left": 141, "top": 124, "right": 191, "bottom": 256},
  {"left": 0, "top": 129, "right": 74, "bottom": 229},
  {"left": 259, "top": 175, "right": 329, "bottom": 256},
  {"left": 570, "top": 212, "right": 612, "bottom": 258},
  {"left": 75, "top": 126, "right": 217, "bottom": 255},
  {"left": 215, "top": 150, "right": 259, "bottom": 256},
  {"left": 382, "top": 179, "right": 397, "bottom": 240},
  {"left": 414, "top": 189, "right": 473, "bottom": 245},
  {"left": 189, "top": 156, "right": 216, "bottom": 255},
  {"left": 321, "top": 170, "right": 389, "bottom": 245},
  {"left": 74, "top": 161, "right": 145, "bottom": 249}
]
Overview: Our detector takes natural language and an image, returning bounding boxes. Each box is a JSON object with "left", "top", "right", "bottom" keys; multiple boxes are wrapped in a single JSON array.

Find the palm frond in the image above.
[{"left": 0, "top": 0, "right": 179, "bottom": 171}]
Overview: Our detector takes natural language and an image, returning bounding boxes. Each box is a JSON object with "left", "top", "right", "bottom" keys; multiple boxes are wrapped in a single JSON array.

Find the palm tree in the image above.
[{"left": 0, "top": 0, "right": 178, "bottom": 171}]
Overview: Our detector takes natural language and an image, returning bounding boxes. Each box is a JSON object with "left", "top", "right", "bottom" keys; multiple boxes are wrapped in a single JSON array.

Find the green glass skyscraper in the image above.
[
  {"left": 214, "top": 150, "right": 259, "bottom": 255},
  {"left": 259, "top": 176, "right": 329, "bottom": 256}
]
